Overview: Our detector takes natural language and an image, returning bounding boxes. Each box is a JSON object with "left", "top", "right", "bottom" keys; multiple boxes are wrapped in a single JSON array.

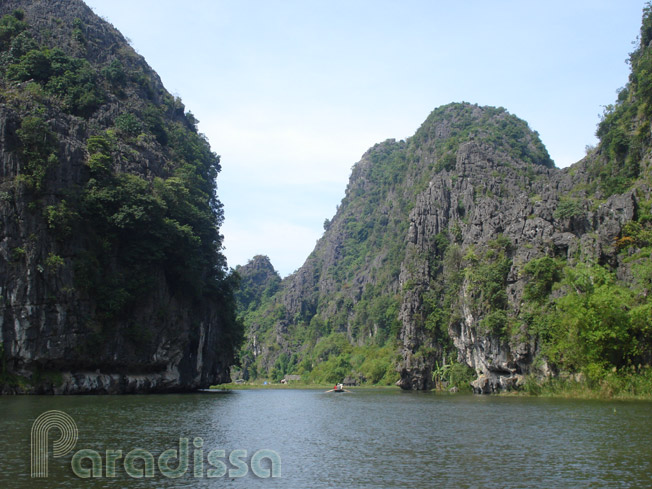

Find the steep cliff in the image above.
[
  {"left": 0, "top": 1, "right": 242, "bottom": 393},
  {"left": 238, "top": 104, "right": 559, "bottom": 385},
  {"left": 397, "top": 133, "right": 642, "bottom": 391},
  {"left": 239, "top": 7, "right": 652, "bottom": 391}
]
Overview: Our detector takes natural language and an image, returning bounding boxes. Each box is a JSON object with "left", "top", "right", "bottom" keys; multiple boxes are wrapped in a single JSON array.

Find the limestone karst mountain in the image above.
[
  {"left": 237, "top": 7, "right": 652, "bottom": 391},
  {"left": 0, "top": 0, "right": 242, "bottom": 393}
]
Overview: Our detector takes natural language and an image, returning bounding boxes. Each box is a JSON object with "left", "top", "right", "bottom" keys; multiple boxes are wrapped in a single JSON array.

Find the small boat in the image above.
[{"left": 326, "top": 383, "right": 349, "bottom": 393}]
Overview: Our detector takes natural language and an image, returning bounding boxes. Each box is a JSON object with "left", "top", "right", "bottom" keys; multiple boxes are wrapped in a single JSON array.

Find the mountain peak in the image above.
[
  {"left": 235, "top": 256, "right": 282, "bottom": 313},
  {"left": 412, "top": 102, "right": 554, "bottom": 169}
]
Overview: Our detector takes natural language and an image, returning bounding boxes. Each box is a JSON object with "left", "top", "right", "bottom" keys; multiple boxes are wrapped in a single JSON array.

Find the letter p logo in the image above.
[{"left": 31, "top": 410, "right": 78, "bottom": 478}]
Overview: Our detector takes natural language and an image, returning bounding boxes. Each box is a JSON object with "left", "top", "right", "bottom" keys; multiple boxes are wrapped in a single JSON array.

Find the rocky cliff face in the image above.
[
  {"left": 235, "top": 7, "right": 652, "bottom": 391},
  {"left": 0, "top": 1, "right": 240, "bottom": 393},
  {"left": 397, "top": 139, "right": 640, "bottom": 391},
  {"left": 240, "top": 99, "right": 650, "bottom": 391},
  {"left": 238, "top": 105, "right": 554, "bottom": 380}
]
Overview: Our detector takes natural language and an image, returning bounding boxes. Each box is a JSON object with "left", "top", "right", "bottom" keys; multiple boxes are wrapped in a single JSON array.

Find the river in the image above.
[{"left": 0, "top": 389, "right": 650, "bottom": 488}]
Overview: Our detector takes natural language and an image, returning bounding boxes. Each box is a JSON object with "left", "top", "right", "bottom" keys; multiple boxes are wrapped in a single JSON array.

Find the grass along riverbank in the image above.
[
  {"left": 209, "top": 382, "right": 401, "bottom": 391},
  {"left": 509, "top": 368, "right": 652, "bottom": 400},
  {"left": 211, "top": 367, "right": 652, "bottom": 400}
]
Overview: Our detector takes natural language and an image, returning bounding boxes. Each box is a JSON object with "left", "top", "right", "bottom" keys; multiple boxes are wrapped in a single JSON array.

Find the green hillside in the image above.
[{"left": 235, "top": 5, "right": 652, "bottom": 396}]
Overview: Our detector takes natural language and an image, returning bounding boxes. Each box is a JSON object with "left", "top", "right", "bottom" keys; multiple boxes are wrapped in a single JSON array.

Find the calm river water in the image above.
[{"left": 0, "top": 389, "right": 650, "bottom": 488}]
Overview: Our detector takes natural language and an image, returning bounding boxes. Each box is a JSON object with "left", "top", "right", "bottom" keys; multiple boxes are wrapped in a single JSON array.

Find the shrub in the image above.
[
  {"left": 553, "top": 199, "right": 583, "bottom": 219},
  {"left": 0, "top": 11, "right": 28, "bottom": 51},
  {"left": 102, "top": 59, "right": 126, "bottom": 86},
  {"left": 539, "top": 263, "right": 646, "bottom": 374},
  {"left": 115, "top": 113, "right": 142, "bottom": 136},
  {"left": 11, "top": 246, "right": 26, "bottom": 261},
  {"left": 45, "top": 253, "right": 64, "bottom": 270},
  {"left": 6, "top": 46, "right": 104, "bottom": 116},
  {"left": 16, "top": 116, "right": 58, "bottom": 191},
  {"left": 522, "top": 256, "right": 563, "bottom": 303},
  {"left": 45, "top": 200, "right": 76, "bottom": 238},
  {"left": 446, "top": 362, "right": 475, "bottom": 390}
]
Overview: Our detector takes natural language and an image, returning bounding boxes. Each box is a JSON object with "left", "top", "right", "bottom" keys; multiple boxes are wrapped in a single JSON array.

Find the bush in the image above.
[
  {"left": 479, "top": 310, "right": 509, "bottom": 335},
  {"left": 308, "top": 355, "right": 352, "bottom": 384},
  {"left": 11, "top": 246, "right": 26, "bottom": 261},
  {"left": 102, "top": 59, "right": 126, "bottom": 86},
  {"left": 553, "top": 199, "right": 583, "bottom": 219},
  {"left": 115, "top": 113, "right": 142, "bottom": 136},
  {"left": 45, "top": 200, "right": 77, "bottom": 238},
  {"left": 0, "top": 11, "right": 27, "bottom": 51},
  {"left": 86, "top": 133, "right": 113, "bottom": 176},
  {"left": 522, "top": 256, "right": 563, "bottom": 303},
  {"left": 45, "top": 253, "right": 64, "bottom": 270},
  {"left": 6, "top": 46, "right": 104, "bottom": 116},
  {"left": 16, "top": 116, "right": 58, "bottom": 191},
  {"left": 541, "top": 263, "right": 644, "bottom": 373},
  {"left": 447, "top": 362, "right": 475, "bottom": 391}
]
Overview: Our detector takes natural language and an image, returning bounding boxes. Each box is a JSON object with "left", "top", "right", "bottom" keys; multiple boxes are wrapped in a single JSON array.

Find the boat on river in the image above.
[{"left": 326, "top": 383, "right": 349, "bottom": 393}]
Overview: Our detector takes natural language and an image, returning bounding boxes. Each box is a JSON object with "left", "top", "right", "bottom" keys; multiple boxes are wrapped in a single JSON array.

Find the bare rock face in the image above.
[
  {"left": 396, "top": 135, "right": 638, "bottom": 392},
  {"left": 0, "top": 0, "right": 239, "bottom": 393}
]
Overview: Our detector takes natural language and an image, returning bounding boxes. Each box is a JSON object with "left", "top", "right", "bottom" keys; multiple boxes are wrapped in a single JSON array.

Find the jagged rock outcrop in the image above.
[
  {"left": 239, "top": 99, "right": 649, "bottom": 392},
  {"left": 396, "top": 137, "right": 639, "bottom": 391},
  {"left": 238, "top": 7, "right": 652, "bottom": 392},
  {"left": 0, "top": 0, "right": 240, "bottom": 393},
  {"left": 235, "top": 255, "right": 281, "bottom": 312},
  {"left": 238, "top": 104, "right": 559, "bottom": 384}
]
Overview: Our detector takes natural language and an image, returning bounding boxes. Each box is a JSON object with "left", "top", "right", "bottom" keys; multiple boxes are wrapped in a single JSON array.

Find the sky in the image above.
[{"left": 84, "top": 0, "right": 646, "bottom": 277}]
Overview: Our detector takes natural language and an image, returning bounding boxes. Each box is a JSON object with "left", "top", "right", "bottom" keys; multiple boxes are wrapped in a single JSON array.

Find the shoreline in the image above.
[
  {"left": 209, "top": 383, "right": 401, "bottom": 391},
  {"left": 212, "top": 381, "right": 652, "bottom": 401}
]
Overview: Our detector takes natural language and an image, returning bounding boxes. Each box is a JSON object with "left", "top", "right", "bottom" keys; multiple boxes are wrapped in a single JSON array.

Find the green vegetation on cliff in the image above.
[
  {"left": 235, "top": 4, "right": 652, "bottom": 397},
  {"left": 594, "top": 3, "right": 652, "bottom": 196},
  {"left": 1, "top": 8, "right": 239, "bottom": 327},
  {"left": 0, "top": 4, "right": 242, "bottom": 392},
  {"left": 234, "top": 102, "right": 554, "bottom": 387},
  {"left": 522, "top": 255, "right": 652, "bottom": 385}
]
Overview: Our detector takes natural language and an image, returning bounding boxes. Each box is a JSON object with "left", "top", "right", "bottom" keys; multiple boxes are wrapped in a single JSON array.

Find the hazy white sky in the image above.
[{"left": 84, "top": 0, "right": 645, "bottom": 277}]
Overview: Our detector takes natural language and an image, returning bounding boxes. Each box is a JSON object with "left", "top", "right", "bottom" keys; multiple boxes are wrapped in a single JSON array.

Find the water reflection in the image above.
[{"left": 0, "top": 390, "right": 650, "bottom": 488}]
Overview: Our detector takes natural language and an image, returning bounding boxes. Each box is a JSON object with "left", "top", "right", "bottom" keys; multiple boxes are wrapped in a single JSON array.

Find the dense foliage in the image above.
[
  {"left": 521, "top": 241, "right": 652, "bottom": 388},
  {"left": 594, "top": 2, "right": 652, "bottom": 196},
  {"left": 236, "top": 105, "right": 554, "bottom": 386},
  {"left": 0, "top": 10, "right": 241, "bottom": 352},
  {"left": 413, "top": 103, "right": 554, "bottom": 170},
  {"left": 236, "top": 7, "right": 652, "bottom": 397}
]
